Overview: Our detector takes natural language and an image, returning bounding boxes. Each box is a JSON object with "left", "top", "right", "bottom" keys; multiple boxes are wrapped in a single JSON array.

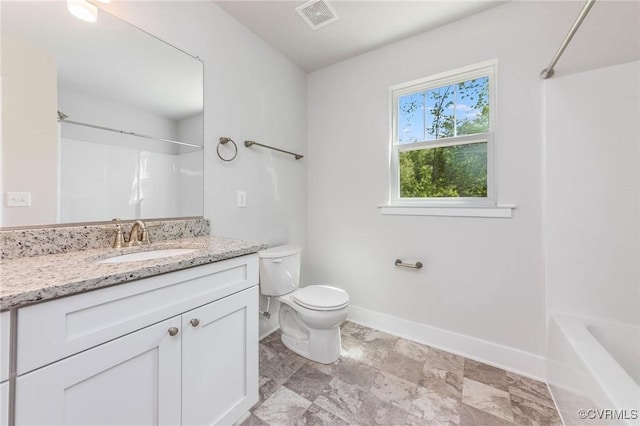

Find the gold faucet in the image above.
[
  {"left": 111, "top": 219, "right": 151, "bottom": 248},
  {"left": 127, "top": 220, "right": 150, "bottom": 246}
]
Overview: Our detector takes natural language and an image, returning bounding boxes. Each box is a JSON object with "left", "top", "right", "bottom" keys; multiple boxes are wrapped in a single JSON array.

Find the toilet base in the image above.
[
  {"left": 281, "top": 327, "right": 342, "bottom": 364},
  {"left": 278, "top": 301, "right": 346, "bottom": 364}
]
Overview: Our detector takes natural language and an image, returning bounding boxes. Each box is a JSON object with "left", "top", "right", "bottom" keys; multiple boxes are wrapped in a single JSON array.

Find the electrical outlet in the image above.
[
  {"left": 6, "top": 192, "right": 31, "bottom": 207},
  {"left": 237, "top": 191, "right": 246, "bottom": 208}
]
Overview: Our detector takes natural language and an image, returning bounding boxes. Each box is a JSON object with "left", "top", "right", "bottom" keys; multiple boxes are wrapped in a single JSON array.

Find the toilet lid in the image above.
[{"left": 293, "top": 285, "right": 349, "bottom": 311}]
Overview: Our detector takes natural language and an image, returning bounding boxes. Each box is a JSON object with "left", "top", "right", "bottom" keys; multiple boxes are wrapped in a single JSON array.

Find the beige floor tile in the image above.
[
  {"left": 370, "top": 371, "right": 419, "bottom": 412},
  {"left": 284, "top": 364, "right": 333, "bottom": 402},
  {"left": 313, "top": 377, "right": 366, "bottom": 423},
  {"left": 254, "top": 387, "right": 312, "bottom": 426},
  {"left": 461, "top": 377, "right": 514, "bottom": 423},
  {"left": 256, "top": 323, "right": 561, "bottom": 426},
  {"left": 380, "top": 351, "right": 425, "bottom": 384},
  {"left": 459, "top": 402, "right": 514, "bottom": 426},
  {"left": 294, "top": 404, "right": 348, "bottom": 426},
  {"left": 510, "top": 394, "right": 563, "bottom": 426},
  {"left": 506, "top": 371, "right": 555, "bottom": 409},
  {"left": 393, "top": 338, "right": 431, "bottom": 362},
  {"left": 409, "top": 385, "right": 460, "bottom": 424},
  {"left": 464, "top": 358, "right": 508, "bottom": 391},
  {"left": 423, "top": 347, "right": 465, "bottom": 376}
]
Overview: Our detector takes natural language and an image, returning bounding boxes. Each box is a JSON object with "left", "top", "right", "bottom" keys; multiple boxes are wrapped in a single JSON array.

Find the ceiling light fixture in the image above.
[{"left": 67, "top": 0, "right": 98, "bottom": 23}]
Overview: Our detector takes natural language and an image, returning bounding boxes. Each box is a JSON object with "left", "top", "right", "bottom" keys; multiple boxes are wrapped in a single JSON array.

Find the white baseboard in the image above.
[
  {"left": 259, "top": 325, "right": 280, "bottom": 341},
  {"left": 347, "top": 304, "right": 546, "bottom": 382},
  {"left": 233, "top": 411, "right": 251, "bottom": 426}
]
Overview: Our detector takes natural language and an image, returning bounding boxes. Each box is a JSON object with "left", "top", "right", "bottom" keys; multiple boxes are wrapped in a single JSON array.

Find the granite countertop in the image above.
[{"left": 0, "top": 236, "right": 268, "bottom": 310}]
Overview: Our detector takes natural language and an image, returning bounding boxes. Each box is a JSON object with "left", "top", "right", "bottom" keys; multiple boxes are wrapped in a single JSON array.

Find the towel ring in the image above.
[{"left": 217, "top": 137, "right": 238, "bottom": 162}]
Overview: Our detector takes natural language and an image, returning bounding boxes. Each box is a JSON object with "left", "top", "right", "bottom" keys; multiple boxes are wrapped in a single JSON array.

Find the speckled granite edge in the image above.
[
  {"left": 0, "top": 236, "right": 268, "bottom": 310},
  {"left": 0, "top": 218, "right": 210, "bottom": 260}
]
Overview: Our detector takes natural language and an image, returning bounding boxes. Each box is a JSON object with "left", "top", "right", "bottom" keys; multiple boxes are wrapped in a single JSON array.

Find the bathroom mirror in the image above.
[{"left": 1, "top": 1, "right": 204, "bottom": 228}]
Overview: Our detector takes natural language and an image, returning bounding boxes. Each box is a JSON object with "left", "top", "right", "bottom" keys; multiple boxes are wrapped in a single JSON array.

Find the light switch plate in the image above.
[{"left": 6, "top": 192, "right": 31, "bottom": 207}]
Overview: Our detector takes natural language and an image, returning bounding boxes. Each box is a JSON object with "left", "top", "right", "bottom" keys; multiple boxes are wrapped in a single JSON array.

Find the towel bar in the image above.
[
  {"left": 395, "top": 259, "right": 423, "bottom": 269},
  {"left": 244, "top": 140, "right": 303, "bottom": 160}
]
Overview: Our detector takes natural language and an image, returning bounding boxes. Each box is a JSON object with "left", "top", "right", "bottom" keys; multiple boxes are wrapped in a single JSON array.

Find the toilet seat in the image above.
[{"left": 292, "top": 285, "right": 349, "bottom": 311}]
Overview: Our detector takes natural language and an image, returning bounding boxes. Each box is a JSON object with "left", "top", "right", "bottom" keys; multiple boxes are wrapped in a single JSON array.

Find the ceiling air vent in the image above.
[{"left": 295, "top": 0, "right": 339, "bottom": 30}]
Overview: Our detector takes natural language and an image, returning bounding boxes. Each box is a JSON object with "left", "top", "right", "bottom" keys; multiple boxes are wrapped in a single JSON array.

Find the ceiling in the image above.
[{"left": 215, "top": 0, "right": 507, "bottom": 72}]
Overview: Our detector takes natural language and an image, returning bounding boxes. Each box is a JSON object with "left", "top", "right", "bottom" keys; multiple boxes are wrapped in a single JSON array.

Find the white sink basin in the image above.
[{"left": 96, "top": 248, "right": 198, "bottom": 264}]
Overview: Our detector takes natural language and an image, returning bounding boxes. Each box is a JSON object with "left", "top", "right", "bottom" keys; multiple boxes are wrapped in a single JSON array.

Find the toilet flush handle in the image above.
[{"left": 272, "top": 258, "right": 282, "bottom": 264}]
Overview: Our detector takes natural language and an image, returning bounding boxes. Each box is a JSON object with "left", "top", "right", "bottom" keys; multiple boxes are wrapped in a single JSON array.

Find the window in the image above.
[{"left": 390, "top": 61, "right": 496, "bottom": 207}]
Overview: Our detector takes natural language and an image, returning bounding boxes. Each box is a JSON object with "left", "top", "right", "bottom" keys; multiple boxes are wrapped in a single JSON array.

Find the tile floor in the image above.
[{"left": 244, "top": 321, "right": 562, "bottom": 426}]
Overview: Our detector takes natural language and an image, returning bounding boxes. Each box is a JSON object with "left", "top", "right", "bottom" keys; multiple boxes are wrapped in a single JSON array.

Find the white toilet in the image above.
[{"left": 259, "top": 245, "right": 350, "bottom": 364}]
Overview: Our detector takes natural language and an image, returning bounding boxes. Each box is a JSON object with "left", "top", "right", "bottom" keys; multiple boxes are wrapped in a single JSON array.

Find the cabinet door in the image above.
[
  {"left": 15, "top": 317, "right": 181, "bottom": 426},
  {"left": 182, "top": 286, "right": 259, "bottom": 426}
]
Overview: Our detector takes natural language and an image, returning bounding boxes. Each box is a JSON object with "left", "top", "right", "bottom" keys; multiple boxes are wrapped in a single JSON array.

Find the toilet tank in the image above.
[{"left": 258, "top": 245, "right": 301, "bottom": 296}]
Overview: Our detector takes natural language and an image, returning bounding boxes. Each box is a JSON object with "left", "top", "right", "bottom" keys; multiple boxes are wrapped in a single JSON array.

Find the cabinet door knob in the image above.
[
  {"left": 190, "top": 318, "right": 200, "bottom": 327},
  {"left": 168, "top": 327, "right": 179, "bottom": 336}
]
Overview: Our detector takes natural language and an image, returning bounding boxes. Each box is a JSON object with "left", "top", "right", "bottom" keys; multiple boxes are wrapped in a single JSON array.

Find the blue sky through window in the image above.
[{"left": 397, "top": 76, "right": 488, "bottom": 144}]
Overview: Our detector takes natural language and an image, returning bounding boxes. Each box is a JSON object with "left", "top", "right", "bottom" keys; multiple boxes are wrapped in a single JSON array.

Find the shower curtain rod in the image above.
[
  {"left": 58, "top": 118, "right": 203, "bottom": 149},
  {"left": 540, "top": 0, "right": 596, "bottom": 79}
]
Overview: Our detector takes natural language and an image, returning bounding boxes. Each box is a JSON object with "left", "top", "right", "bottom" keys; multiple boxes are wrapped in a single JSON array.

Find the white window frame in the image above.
[{"left": 388, "top": 60, "right": 497, "bottom": 208}]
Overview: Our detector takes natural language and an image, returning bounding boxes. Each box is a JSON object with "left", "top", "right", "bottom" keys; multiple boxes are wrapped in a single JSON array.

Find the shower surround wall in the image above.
[
  {"left": 306, "top": 1, "right": 639, "bottom": 378},
  {"left": 58, "top": 87, "right": 203, "bottom": 222},
  {"left": 545, "top": 61, "right": 639, "bottom": 326},
  {"left": 544, "top": 61, "right": 640, "bottom": 424}
]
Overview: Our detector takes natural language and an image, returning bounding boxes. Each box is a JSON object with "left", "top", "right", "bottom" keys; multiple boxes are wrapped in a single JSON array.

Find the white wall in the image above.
[
  {"left": 307, "top": 0, "right": 639, "bottom": 373},
  {"left": 544, "top": 61, "right": 640, "bottom": 325},
  {"left": 1, "top": 37, "right": 59, "bottom": 226},
  {"left": 103, "top": 1, "right": 308, "bottom": 336},
  {"left": 177, "top": 113, "right": 204, "bottom": 148}
]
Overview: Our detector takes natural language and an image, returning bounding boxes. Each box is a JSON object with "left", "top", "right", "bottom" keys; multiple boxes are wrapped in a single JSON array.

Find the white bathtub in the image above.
[{"left": 547, "top": 314, "right": 640, "bottom": 425}]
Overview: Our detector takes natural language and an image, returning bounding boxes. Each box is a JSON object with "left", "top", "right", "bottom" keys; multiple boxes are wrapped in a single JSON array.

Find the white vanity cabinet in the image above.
[
  {"left": 10, "top": 254, "right": 259, "bottom": 426},
  {"left": 181, "top": 286, "right": 258, "bottom": 426},
  {"left": 16, "top": 316, "right": 183, "bottom": 425}
]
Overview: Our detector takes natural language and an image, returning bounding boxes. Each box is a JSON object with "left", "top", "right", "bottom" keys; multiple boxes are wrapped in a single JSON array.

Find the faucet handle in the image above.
[
  {"left": 111, "top": 223, "right": 125, "bottom": 248},
  {"left": 140, "top": 227, "right": 152, "bottom": 245},
  {"left": 140, "top": 223, "right": 160, "bottom": 245}
]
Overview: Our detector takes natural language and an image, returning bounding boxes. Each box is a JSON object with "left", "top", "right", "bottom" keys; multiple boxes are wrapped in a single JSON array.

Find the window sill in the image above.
[{"left": 378, "top": 204, "right": 515, "bottom": 218}]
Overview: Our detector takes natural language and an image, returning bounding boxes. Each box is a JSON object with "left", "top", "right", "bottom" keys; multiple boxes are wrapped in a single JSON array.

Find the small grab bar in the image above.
[
  {"left": 244, "top": 140, "right": 303, "bottom": 160},
  {"left": 395, "top": 259, "right": 423, "bottom": 269}
]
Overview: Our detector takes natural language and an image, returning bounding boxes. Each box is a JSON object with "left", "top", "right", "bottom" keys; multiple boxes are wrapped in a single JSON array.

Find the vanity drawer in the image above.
[{"left": 17, "top": 254, "right": 258, "bottom": 375}]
